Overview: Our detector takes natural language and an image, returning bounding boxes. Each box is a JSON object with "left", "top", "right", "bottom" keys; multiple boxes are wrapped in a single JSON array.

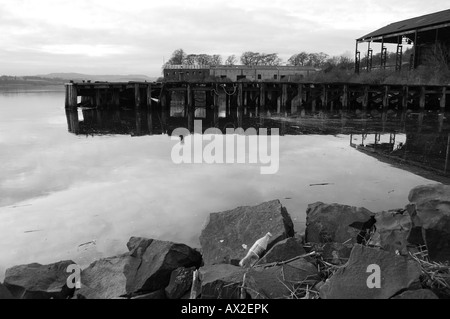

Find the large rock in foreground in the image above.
[
  {"left": 165, "top": 267, "right": 195, "bottom": 299},
  {"left": 124, "top": 237, "right": 202, "bottom": 295},
  {"left": 200, "top": 200, "right": 294, "bottom": 265},
  {"left": 245, "top": 259, "right": 319, "bottom": 299},
  {"left": 256, "top": 237, "right": 306, "bottom": 265},
  {"left": 4, "top": 260, "right": 75, "bottom": 299},
  {"left": 370, "top": 210, "right": 412, "bottom": 254},
  {"left": 0, "top": 283, "right": 14, "bottom": 299},
  {"left": 407, "top": 184, "right": 450, "bottom": 262},
  {"left": 76, "top": 254, "right": 130, "bottom": 299},
  {"left": 319, "top": 245, "right": 421, "bottom": 299},
  {"left": 305, "top": 202, "right": 374, "bottom": 244},
  {"left": 391, "top": 289, "right": 438, "bottom": 299},
  {"left": 199, "top": 264, "right": 246, "bottom": 299}
]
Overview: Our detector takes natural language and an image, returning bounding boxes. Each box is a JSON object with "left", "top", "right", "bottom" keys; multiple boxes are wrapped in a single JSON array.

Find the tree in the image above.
[
  {"left": 210, "top": 54, "right": 223, "bottom": 66},
  {"left": 225, "top": 55, "right": 237, "bottom": 66},
  {"left": 167, "top": 48, "right": 186, "bottom": 65},
  {"left": 184, "top": 54, "right": 198, "bottom": 65},
  {"left": 288, "top": 52, "right": 309, "bottom": 66},
  {"left": 240, "top": 52, "right": 282, "bottom": 66}
]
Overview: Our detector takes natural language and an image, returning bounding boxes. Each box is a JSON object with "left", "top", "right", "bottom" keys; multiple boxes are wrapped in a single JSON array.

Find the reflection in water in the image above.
[{"left": 0, "top": 89, "right": 448, "bottom": 281}]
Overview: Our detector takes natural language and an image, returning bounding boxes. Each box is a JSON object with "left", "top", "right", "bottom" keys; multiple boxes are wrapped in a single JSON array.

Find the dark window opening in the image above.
[
  {"left": 281, "top": 75, "right": 286, "bottom": 80},
  {"left": 258, "top": 74, "right": 262, "bottom": 80},
  {"left": 274, "top": 74, "right": 278, "bottom": 80},
  {"left": 220, "top": 75, "right": 227, "bottom": 79},
  {"left": 237, "top": 75, "right": 246, "bottom": 81}
]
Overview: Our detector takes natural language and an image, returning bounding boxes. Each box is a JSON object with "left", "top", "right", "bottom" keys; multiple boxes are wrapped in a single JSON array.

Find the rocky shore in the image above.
[{"left": 1, "top": 184, "right": 449, "bottom": 299}]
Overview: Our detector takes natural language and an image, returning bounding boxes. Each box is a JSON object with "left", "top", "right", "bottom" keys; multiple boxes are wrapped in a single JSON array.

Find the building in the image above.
[
  {"left": 355, "top": 9, "right": 450, "bottom": 73},
  {"left": 163, "top": 64, "right": 318, "bottom": 82}
]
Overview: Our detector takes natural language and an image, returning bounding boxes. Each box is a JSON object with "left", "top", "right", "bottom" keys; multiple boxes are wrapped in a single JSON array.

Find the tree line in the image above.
[{"left": 164, "top": 49, "right": 355, "bottom": 70}]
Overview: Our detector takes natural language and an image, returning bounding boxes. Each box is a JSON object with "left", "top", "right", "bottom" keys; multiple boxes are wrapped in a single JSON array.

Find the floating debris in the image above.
[
  {"left": 24, "top": 230, "right": 43, "bottom": 234},
  {"left": 309, "top": 183, "right": 334, "bottom": 187}
]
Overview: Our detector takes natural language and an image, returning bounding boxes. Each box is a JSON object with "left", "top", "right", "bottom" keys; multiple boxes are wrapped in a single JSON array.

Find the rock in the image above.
[
  {"left": 245, "top": 259, "right": 319, "bottom": 299},
  {"left": 76, "top": 254, "right": 130, "bottom": 299},
  {"left": 131, "top": 290, "right": 166, "bottom": 299},
  {"left": 0, "top": 282, "right": 14, "bottom": 299},
  {"left": 305, "top": 202, "right": 374, "bottom": 244},
  {"left": 391, "top": 289, "right": 438, "bottom": 299},
  {"left": 407, "top": 184, "right": 450, "bottom": 261},
  {"left": 370, "top": 210, "right": 412, "bottom": 254},
  {"left": 321, "top": 242, "right": 353, "bottom": 265},
  {"left": 165, "top": 267, "right": 195, "bottom": 299},
  {"left": 199, "top": 264, "right": 246, "bottom": 299},
  {"left": 256, "top": 237, "right": 306, "bottom": 265},
  {"left": 319, "top": 244, "right": 421, "bottom": 299},
  {"left": 4, "top": 260, "right": 75, "bottom": 299},
  {"left": 200, "top": 200, "right": 294, "bottom": 265},
  {"left": 124, "top": 237, "right": 202, "bottom": 295}
]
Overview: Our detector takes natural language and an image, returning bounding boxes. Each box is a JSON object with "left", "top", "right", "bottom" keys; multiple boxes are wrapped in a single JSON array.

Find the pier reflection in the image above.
[{"left": 65, "top": 105, "right": 450, "bottom": 179}]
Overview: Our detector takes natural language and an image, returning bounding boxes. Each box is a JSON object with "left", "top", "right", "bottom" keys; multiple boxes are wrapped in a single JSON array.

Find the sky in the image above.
[{"left": 0, "top": 0, "right": 448, "bottom": 77}]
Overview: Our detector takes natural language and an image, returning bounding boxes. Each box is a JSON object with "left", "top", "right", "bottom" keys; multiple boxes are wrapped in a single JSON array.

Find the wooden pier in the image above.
[{"left": 65, "top": 81, "right": 450, "bottom": 128}]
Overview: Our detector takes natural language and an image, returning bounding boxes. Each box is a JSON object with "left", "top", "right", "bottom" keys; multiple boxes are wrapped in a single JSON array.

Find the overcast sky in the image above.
[{"left": 0, "top": 0, "right": 448, "bottom": 76}]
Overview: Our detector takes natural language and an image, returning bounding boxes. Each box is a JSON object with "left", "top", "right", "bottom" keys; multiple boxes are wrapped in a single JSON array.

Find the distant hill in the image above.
[{"left": 36, "top": 73, "right": 158, "bottom": 82}]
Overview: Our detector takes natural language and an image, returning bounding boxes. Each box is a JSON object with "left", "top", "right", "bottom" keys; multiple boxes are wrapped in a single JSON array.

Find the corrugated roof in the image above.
[{"left": 358, "top": 9, "right": 450, "bottom": 41}]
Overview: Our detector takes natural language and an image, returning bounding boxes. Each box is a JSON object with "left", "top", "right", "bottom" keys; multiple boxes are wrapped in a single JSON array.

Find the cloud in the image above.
[{"left": 0, "top": 0, "right": 449, "bottom": 75}]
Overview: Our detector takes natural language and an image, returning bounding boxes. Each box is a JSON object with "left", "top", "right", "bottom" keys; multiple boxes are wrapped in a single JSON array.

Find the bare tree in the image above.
[
  {"left": 225, "top": 55, "right": 237, "bottom": 66},
  {"left": 288, "top": 52, "right": 309, "bottom": 66}
]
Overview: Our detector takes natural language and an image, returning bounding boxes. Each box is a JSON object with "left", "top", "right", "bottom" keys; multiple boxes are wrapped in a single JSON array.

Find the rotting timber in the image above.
[{"left": 65, "top": 81, "right": 450, "bottom": 122}]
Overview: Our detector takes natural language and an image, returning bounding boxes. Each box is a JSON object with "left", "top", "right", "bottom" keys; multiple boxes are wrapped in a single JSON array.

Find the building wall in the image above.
[{"left": 164, "top": 65, "right": 317, "bottom": 81}]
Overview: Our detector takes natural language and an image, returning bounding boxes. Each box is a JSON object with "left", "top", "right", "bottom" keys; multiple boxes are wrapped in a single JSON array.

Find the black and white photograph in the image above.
[{"left": 0, "top": 0, "right": 450, "bottom": 307}]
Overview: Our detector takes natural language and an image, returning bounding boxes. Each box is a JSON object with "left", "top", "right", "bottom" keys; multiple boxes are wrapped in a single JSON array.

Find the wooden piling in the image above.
[
  {"left": 342, "top": 84, "right": 348, "bottom": 110},
  {"left": 322, "top": 85, "right": 329, "bottom": 111},
  {"left": 187, "top": 84, "right": 194, "bottom": 132},
  {"left": 213, "top": 85, "right": 219, "bottom": 125},
  {"left": 259, "top": 83, "right": 266, "bottom": 115},
  {"left": 402, "top": 86, "right": 409, "bottom": 111},
  {"left": 237, "top": 83, "right": 244, "bottom": 127},
  {"left": 65, "top": 84, "right": 78, "bottom": 109},
  {"left": 419, "top": 86, "right": 426, "bottom": 109},
  {"left": 362, "top": 85, "right": 369, "bottom": 111},
  {"left": 147, "top": 84, "right": 153, "bottom": 135},
  {"left": 383, "top": 85, "right": 389, "bottom": 109},
  {"left": 441, "top": 87, "right": 447, "bottom": 111},
  {"left": 281, "top": 84, "right": 288, "bottom": 115},
  {"left": 135, "top": 84, "right": 141, "bottom": 108}
]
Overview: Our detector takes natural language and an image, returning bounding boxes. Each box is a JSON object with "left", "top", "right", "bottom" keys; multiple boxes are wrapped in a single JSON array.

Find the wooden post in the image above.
[
  {"left": 441, "top": 87, "right": 447, "bottom": 111},
  {"left": 96, "top": 89, "right": 101, "bottom": 108},
  {"left": 65, "top": 84, "right": 78, "bottom": 109},
  {"left": 237, "top": 83, "right": 244, "bottom": 127},
  {"left": 147, "top": 84, "right": 153, "bottom": 135},
  {"left": 213, "top": 85, "right": 219, "bottom": 125},
  {"left": 342, "top": 84, "right": 348, "bottom": 111},
  {"left": 402, "top": 86, "right": 409, "bottom": 111},
  {"left": 161, "top": 88, "right": 167, "bottom": 133},
  {"left": 135, "top": 84, "right": 141, "bottom": 108},
  {"left": 419, "top": 86, "right": 426, "bottom": 109},
  {"left": 362, "top": 85, "right": 369, "bottom": 111},
  {"left": 281, "top": 84, "right": 288, "bottom": 115},
  {"left": 187, "top": 84, "right": 194, "bottom": 132},
  {"left": 445, "top": 134, "right": 450, "bottom": 174},
  {"left": 322, "top": 85, "right": 328, "bottom": 111},
  {"left": 259, "top": 83, "right": 266, "bottom": 115},
  {"left": 383, "top": 85, "right": 389, "bottom": 110}
]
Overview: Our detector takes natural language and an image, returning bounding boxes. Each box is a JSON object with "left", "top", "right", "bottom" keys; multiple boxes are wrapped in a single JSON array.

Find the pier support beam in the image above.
[
  {"left": 419, "top": 86, "right": 426, "bottom": 109},
  {"left": 281, "top": 84, "right": 288, "bottom": 116},
  {"left": 65, "top": 84, "right": 78, "bottom": 109},
  {"left": 237, "top": 83, "right": 244, "bottom": 127},
  {"left": 383, "top": 85, "right": 390, "bottom": 110},
  {"left": 259, "top": 83, "right": 266, "bottom": 115},
  {"left": 187, "top": 84, "right": 194, "bottom": 132},
  {"left": 362, "top": 85, "right": 369, "bottom": 111},
  {"left": 342, "top": 84, "right": 349, "bottom": 111},
  {"left": 135, "top": 84, "right": 141, "bottom": 108},
  {"left": 147, "top": 84, "right": 153, "bottom": 135},
  {"left": 441, "top": 87, "right": 447, "bottom": 111}
]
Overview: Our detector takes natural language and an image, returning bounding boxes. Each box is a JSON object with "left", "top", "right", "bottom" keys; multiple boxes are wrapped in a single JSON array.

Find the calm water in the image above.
[{"left": 0, "top": 87, "right": 439, "bottom": 280}]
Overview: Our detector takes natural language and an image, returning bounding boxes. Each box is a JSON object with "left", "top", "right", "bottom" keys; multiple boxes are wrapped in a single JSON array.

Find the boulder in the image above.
[
  {"left": 407, "top": 184, "right": 450, "bottom": 261},
  {"left": 124, "top": 237, "right": 202, "bottom": 295},
  {"left": 370, "top": 210, "right": 412, "bottom": 255},
  {"left": 0, "top": 282, "right": 14, "bottom": 299},
  {"left": 319, "top": 245, "right": 421, "bottom": 299},
  {"left": 256, "top": 237, "right": 306, "bottom": 265},
  {"left": 4, "top": 260, "right": 75, "bottom": 299},
  {"left": 76, "top": 254, "right": 130, "bottom": 299},
  {"left": 305, "top": 202, "right": 374, "bottom": 244},
  {"left": 199, "top": 264, "right": 246, "bottom": 299},
  {"left": 245, "top": 259, "right": 319, "bottom": 299},
  {"left": 200, "top": 200, "right": 294, "bottom": 265},
  {"left": 165, "top": 267, "right": 195, "bottom": 299},
  {"left": 321, "top": 242, "right": 353, "bottom": 265},
  {"left": 391, "top": 289, "right": 438, "bottom": 299}
]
